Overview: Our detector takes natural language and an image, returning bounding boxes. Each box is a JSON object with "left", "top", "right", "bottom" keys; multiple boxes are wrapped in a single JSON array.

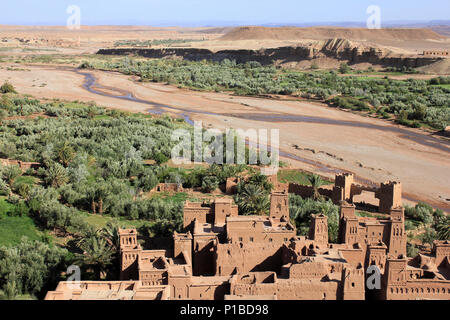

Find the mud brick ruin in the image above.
[
  {"left": 331, "top": 173, "right": 402, "bottom": 214},
  {"left": 0, "top": 158, "right": 40, "bottom": 171},
  {"left": 152, "top": 183, "right": 184, "bottom": 193},
  {"left": 423, "top": 50, "right": 449, "bottom": 57},
  {"left": 45, "top": 172, "right": 450, "bottom": 300}
]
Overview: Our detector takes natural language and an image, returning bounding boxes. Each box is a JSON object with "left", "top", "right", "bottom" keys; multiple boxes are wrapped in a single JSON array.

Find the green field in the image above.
[
  {"left": 0, "top": 197, "right": 42, "bottom": 246},
  {"left": 277, "top": 170, "right": 332, "bottom": 186},
  {"left": 434, "top": 84, "right": 450, "bottom": 89},
  {"left": 82, "top": 213, "right": 148, "bottom": 229}
]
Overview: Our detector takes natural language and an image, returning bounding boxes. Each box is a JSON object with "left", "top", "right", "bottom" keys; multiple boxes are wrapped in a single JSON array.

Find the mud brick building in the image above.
[{"left": 45, "top": 172, "right": 450, "bottom": 300}]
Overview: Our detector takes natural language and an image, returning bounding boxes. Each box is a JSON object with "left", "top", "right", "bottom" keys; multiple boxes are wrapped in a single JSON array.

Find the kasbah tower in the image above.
[{"left": 45, "top": 173, "right": 450, "bottom": 300}]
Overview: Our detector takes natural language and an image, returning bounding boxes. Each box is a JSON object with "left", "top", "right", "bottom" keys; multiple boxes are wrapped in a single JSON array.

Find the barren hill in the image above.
[
  {"left": 432, "top": 26, "right": 450, "bottom": 37},
  {"left": 221, "top": 26, "right": 447, "bottom": 41}
]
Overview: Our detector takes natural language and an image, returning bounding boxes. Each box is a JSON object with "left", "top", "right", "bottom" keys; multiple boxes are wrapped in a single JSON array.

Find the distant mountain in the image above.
[{"left": 258, "top": 20, "right": 450, "bottom": 28}]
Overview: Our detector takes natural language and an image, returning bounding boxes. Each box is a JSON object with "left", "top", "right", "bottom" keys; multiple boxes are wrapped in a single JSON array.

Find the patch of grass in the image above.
[
  {"left": 13, "top": 175, "right": 36, "bottom": 186},
  {"left": 0, "top": 216, "right": 42, "bottom": 246},
  {"left": 433, "top": 84, "right": 450, "bottom": 89},
  {"left": 149, "top": 191, "right": 189, "bottom": 203},
  {"left": 0, "top": 198, "right": 41, "bottom": 246},
  {"left": 355, "top": 211, "right": 387, "bottom": 219},
  {"left": 0, "top": 197, "right": 15, "bottom": 215},
  {"left": 93, "top": 114, "right": 112, "bottom": 120},
  {"left": 82, "top": 212, "right": 148, "bottom": 229},
  {"left": 277, "top": 170, "right": 332, "bottom": 186},
  {"left": 0, "top": 47, "right": 19, "bottom": 52}
]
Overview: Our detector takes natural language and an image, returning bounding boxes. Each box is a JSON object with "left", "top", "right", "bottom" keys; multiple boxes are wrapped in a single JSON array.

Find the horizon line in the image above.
[{"left": 1, "top": 19, "right": 450, "bottom": 28}]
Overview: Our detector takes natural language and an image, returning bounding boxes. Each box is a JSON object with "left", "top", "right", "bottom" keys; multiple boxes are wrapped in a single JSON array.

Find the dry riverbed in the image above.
[{"left": 1, "top": 63, "right": 449, "bottom": 211}]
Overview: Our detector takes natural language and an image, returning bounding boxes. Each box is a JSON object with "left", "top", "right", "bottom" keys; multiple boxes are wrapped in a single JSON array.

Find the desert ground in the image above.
[{"left": 0, "top": 25, "right": 449, "bottom": 211}]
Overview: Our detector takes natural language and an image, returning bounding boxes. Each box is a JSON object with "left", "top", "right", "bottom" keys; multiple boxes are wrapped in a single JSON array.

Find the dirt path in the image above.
[{"left": 1, "top": 63, "right": 449, "bottom": 211}]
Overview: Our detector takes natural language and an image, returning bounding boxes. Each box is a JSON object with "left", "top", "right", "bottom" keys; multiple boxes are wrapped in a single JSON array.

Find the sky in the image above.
[{"left": 0, "top": 0, "right": 449, "bottom": 26}]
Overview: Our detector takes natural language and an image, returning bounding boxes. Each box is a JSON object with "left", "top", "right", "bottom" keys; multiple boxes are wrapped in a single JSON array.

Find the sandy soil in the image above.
[
  {"left": 0, "top": 25, "right": 224, "bottom": 55},
  {"left": 1, "top": 25, "right": 449, "bottom": 54},
  {"left": 1, "top": 63, "right": 448, "bottom": 211}
]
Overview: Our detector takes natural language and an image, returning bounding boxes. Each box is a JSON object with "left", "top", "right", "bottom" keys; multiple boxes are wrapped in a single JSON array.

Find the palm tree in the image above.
[
  {"left": 84, "top": 185, "right": 98, "bottom": 214},
  {"left": 100, "top": 222, "right": 121, "bottom": 250},
  {"left": 436, "top": 217, "right": 450, "bottom": 240},
  {"left": 249, "top": 173, "right": 272, "bottom": 192},
  {"left": 0, "top": 279, "right": 19, "bottom": 300},
  {"left": 45, "top": 163, "right": 69, "bottom": 188},
  {"left": 308, "top": 174, "right": 323, "bottom": 200},
  {"left": 57, "top": 142, "right": 75, "bottom": 167},
  {"left": 96, "top": 182, "right": 111, "bottom": 215},
  {"left": 74, "top": 226, "right": 100, "bottom": 248},
  {"left": 3, "top": 165, "right": 21, "bottom": 186},
  {"left": 75, "top": 237, "right": 114, "bottom": 280},
  {"left": 235, "top": 184, "right": 270, "bottom": 216},
  {"left": 0, "top": 109, "right": 7, "bottom": 125}
]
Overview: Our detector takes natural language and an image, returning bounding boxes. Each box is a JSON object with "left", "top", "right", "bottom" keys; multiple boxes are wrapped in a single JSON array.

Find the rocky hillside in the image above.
[{"left": 98, "top": 38, "right": 445, "bottom": 70}]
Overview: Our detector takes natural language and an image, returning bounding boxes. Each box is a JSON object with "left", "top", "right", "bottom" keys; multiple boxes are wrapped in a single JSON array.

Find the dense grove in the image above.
[
  {"left": 404, "top": 202, "right": 449, "bottom": 257},
  {"left": 113, "top": 39, "right": 206, "bottom": 47},
  {"left": 0, "top": 96, "right": 254, "bottom": 229},
  {"left": 0, "top": 80, "right": 448, "bottom": 299},
  {"left": 82, "top": 57, "right": 450, "bottom": 129},
  {"left": 0, "top": 94, "right": 264, "bottom": 298}
]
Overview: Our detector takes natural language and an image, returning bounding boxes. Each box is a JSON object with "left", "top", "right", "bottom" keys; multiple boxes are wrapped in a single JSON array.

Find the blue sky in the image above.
[{"left": 0, "top": 0, "right": 449, "bottom": 26}]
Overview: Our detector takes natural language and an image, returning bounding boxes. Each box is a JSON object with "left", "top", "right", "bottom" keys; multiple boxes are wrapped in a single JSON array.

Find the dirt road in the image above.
[{"left": 1, "top": 63, "right": 449, "bottom": 211}]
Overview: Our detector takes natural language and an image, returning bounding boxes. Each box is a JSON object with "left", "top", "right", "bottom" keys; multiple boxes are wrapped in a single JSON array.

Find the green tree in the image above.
[
  {"left": 339, "top": 63, "right": 351, "bottom": 74},
  {"left": 0, "top": 179, "right": 10, "bottom": 196},
  {"left": 289, "top": 195, "right": 339, "bottom": 243},
  {"left": 45, "top": 163, "right": 69, "bottom": 188},
  {"left": 137, "top": 169, "right": 159, "bottom": 192},
  {"left": 2, "top": 165, "right": 21, "bottom": 186},
  {"left": 0, "top": 109, "right": 7, "bottom": 125},
  {"left": 74, "top": 237, "right": 114, "bottom": 279},
  {"left": 56, "top": 142, "right": 76, "bottom": 167},
  {"left": 421, "top": 227, "right": 438, "bottom": 246},
  {"left": 0, "top": 238, "right": 68, "bottom": 299},
  {"left": 201, "top": 176, "right": 219, "bottom": 193},
  {"left": 85, "top": 185, "right": 98, "bottom": 214},
  {"left": 235, "top": 184, "right": 270, "bottom": 216},
  {"left": 407, "top": 243, "right": 419, "bottom": 258},
  {"left": 153, "top": 152, "right": 169, "bottom": 165},
  {"left": 95, "top": 181, "right": 112, "bottom": 215},
  {"left": 435, "top": 216, "right": 450, "bottom": 240},
  {"left": 100, "top": 222, "right": 121, "bottom": 251},
  {"left": 0, "top": 279, "right": 19, "bottom": 300},
  {"left": 308, "top": 174, "right": 323, "bottom": 200}
]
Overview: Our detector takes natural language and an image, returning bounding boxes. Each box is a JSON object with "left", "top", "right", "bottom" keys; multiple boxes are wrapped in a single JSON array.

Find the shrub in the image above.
[
  {"left": 420, "top": 227, "right": 438, "bottom": 246},
  {"left": 404, "top": 202, "right": 435, "bottom": 225},
  {"left": 201, "top": 176, "right": 219, "bottom": 193},
  {"left": 153, "top": 152, "right": 169, "bottom": 165},
  {"left": 0, "top": 179, "right": 10, "bottom": 196},
  {"left": 339, "top": 63, "right": 351, "bottom": 74},
  {"left": 0, "top": 109, "right": 7, "bottom": 124},
  {"left": 407, "top": 243, "right": 419, "bottom": 257},
  {"left": 0, "top": 81, "right": 16, "bottom": 94},
  {"left": 310, "top": 62, "right": 319, "bottom": 70}
]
